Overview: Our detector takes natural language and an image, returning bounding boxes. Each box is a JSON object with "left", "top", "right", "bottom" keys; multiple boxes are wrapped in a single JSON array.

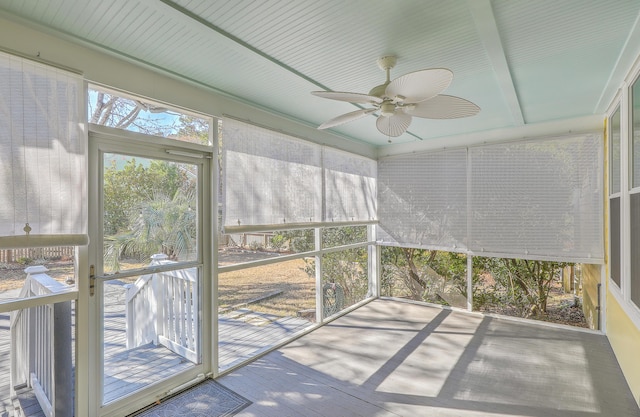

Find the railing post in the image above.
[
  {"left": 12, "top": 266, "right": 73, "bottom": 417},
  {"left": 151, "top": 254, "right": 168, "bottom": 344}
]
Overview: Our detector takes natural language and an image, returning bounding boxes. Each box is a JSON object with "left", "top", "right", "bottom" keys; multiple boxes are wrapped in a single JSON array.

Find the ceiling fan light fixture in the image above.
[{"left": 380, "top": 101, "right": 396, "bottom": 117}]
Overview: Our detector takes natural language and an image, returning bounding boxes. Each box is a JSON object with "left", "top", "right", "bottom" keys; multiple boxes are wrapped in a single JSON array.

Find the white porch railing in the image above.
[
  {"left": 10, "top": 266, "right": 73, "bottom": 417},
  {"left": 125, "top": 254, "right": 199, "bottom": 363}
]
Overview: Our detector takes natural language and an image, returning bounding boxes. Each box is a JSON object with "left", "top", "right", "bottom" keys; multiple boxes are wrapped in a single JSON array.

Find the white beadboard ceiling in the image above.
[{"left": 1, "top": 0, "right": 640, "bottom": 147}]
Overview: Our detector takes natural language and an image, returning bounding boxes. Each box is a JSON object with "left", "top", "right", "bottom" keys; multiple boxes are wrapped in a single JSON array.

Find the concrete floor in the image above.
[{"left": 220, "top": 299, "right": 640, "bottom": 417}]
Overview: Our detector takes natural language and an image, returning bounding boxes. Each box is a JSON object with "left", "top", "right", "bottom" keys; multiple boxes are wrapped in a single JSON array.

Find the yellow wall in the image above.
[
  {"left": 607, "top": 293, "right": 640, "bottom": 406},
  {"left": 603, "top": 113, "right": 640, "bottom": 407},
  {"left": 581, "top": 264, "right": 601, "bottom": 330}
]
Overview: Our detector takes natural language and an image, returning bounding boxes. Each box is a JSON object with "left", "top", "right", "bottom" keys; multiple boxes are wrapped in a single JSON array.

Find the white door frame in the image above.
[{"left": 81, "top": 128, "right": 213, "bottom": 417}]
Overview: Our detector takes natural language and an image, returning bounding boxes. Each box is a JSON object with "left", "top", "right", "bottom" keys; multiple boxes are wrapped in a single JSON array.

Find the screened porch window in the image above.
[{"left": 218, "top": 117, "right": 377, "bottom": 370}]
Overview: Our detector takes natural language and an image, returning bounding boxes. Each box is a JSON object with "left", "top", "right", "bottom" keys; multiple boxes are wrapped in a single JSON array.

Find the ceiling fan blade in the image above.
[
  {"left": 318, "top": 108, "right": 377, "bottom": 129},
  {"left": 376, "top": 113, "right": 412, "bottom": 137},
  {"left": 385, "top": 68, "right": 453, "bottom": 103},
  {"left": 311, "top": 91, "right": 383, "bottom": 105},
  {"left": 405, "top": 95, "right": 480, "bottom": 119}
]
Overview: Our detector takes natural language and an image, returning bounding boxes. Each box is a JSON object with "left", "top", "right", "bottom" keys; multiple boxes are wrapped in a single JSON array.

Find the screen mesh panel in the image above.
[
  {"left": 0, "top": 52, "right": 86, "bottom": 248},
  {"left": 378, "top": 148, "right": 468, "bottom": 251},
  {"left": 469, "top": 134, "right": 603, "bottom": 261},
  {"left": 324, "top": 147, "right": 377, "bottom": 223}
]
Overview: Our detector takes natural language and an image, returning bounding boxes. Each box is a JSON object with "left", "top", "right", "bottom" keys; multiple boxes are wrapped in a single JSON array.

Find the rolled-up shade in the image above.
[
  {"left": 323, "top": 147, "right": 377, "bottom": 223},
  {"left": 0, "top": 51, "right": 87, "bottom": 249},
  {"left": 222, "top": 118, "right": 323, "bottom": 232},
  {"left": 377, "top": 133, "right": 604, "bottom": 263},
  {"left": 469, "top": 133, "right": 603, "bottom": 262},
  {"left": 378, "top": 148, "right": 468, "bottom": 251},
  {"left": 221, "top": 118, "right": 378, "bottom": 232}
]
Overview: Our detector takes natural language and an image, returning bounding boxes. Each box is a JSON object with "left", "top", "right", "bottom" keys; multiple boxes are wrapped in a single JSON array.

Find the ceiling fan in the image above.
[{"left": 312, "top": 56, "right": 480, "bottom": 137}]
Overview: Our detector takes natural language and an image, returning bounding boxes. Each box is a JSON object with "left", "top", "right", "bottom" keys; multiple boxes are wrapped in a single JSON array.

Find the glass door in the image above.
[{"left": 89, "top": 133, "right": 211, "bottom": 416}]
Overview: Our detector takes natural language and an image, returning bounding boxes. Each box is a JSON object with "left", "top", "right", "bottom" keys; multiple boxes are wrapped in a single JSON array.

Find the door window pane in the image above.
[
  {"left": 103, "top": 154, "right": 198, "bottom": 273},
  {"left": 103, "top": 267, "right": 200, "bottom": 404}
]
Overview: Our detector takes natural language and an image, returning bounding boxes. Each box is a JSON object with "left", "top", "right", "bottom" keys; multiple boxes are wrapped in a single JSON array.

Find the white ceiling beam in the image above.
[
  {"left": 595, "top": 9, "right": 640, "bottom": 113},
  {"left": 467, "top": 0, "right": 525, "bottom": 126},
  {"left": 378, "top": 114, "right": 603, "bottom": 158}
]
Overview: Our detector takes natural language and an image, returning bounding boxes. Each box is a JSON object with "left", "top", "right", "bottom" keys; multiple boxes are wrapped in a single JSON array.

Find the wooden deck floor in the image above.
[
  {"left": 5, "top": 298, "right": 638, "bottom": 416},
  {"left": 220, "top": 299, "right": 640, "bottom": 417},
  {"left": 0, "top": 299, "right": 311, "bottom": 416},
  {"left": 219, "top": 308, "right": 312, "bottom": 370}
]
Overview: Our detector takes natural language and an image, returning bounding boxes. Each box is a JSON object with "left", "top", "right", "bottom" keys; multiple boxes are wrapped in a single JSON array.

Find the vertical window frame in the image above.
[
  {"left": 629, "top": 72, "right": 640, "bottom": 309},
  {"left": 609, "top": 104, "right": 622, "bottom": 289}
]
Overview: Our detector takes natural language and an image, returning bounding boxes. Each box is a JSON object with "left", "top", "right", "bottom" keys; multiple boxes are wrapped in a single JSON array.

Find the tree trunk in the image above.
[{"left": 402, "top": 248, "right": 428, "bottom": 299}]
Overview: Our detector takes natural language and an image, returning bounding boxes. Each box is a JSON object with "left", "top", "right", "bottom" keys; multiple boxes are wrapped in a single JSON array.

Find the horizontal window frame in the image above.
[
  {"left": 218, "top": 240, "right": 375, "bottom": 273},
  {"left": 222, "top": 220, "right": 377, "bottom": 235},
  {"left": 94, "top": 260, "right": 202, "bottom": 282},
  {"left": 218, "top": 223, "right": 375, "bottom": 273}
]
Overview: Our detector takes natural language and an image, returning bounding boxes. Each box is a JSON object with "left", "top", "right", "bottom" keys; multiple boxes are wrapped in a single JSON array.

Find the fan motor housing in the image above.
[{"left": 368, "top": 82, "right": 389, "bottom": 98}]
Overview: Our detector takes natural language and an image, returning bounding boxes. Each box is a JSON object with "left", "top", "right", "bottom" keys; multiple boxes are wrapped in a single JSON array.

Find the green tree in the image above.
[
  {"left": 483, "top": 258, "right": 572, "bottom": 317},
  {"left": 270, "top": 227, "right": 370, "bottom": 312},
  {"left": 380, "top": 247, "right": 489, "bottom": 308},
  {"left": 103, "top": 159, "right": 186, "bottom": 235},
  {"left": 175, "top": 115, "right": 210, "bottom": 144}
]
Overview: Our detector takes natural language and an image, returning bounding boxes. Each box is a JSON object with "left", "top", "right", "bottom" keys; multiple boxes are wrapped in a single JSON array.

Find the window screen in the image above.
[{"left": 0, "top": 52, "right": 87, "bottom": 248}]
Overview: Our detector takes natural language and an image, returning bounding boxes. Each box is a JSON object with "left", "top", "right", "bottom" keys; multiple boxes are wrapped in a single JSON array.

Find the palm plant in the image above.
[{"left": 103, "top": 187, "right": 197, "bottom": 272}]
